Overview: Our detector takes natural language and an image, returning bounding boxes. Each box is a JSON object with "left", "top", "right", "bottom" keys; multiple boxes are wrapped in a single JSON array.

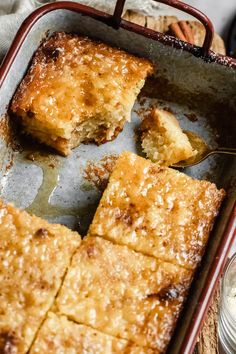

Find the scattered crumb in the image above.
[
  {"left": 184, "top": 113, "right": 198, "bottom": 122},
  {"left": 138, "top": 96, "right": 147, "bottom": 106},
  {"left": 83, "top": 155, "right": 118, "bottom": 192},
  {"left": 0, "top": 113, "right": 22, "bottom": 152},
  {"left": 5, "top": 159, "right": 14, "bottom": 171},
  {"left": 26, "top": 153, "right": 35, "bottom": 161},
  {"left": 135, "top": 107, "right": 152, "bottom": 121}
]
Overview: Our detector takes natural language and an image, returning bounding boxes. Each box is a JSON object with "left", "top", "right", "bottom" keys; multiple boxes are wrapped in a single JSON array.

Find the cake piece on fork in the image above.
[
  {"left": 140, "top": 108, "right": 196, "bottom": 166},
  {"left": 11, "top": 32, "right": 153, "bottom": 156}
]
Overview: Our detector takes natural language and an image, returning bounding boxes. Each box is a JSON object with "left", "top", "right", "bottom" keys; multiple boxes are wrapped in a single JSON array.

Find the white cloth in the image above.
[
  {"left": 74, "top": 0, "right": 160, "bottom": 14},
  {"left": 0, "top": 0, "right": 160, "bottom": 62},
  {"left": 0, "top": 0, "right": 37, "bottom": 61}
]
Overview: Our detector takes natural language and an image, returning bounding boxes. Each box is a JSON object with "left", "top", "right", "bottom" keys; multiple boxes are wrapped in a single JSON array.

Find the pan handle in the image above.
[{"left": 112, "top": 0, "right": 214, "bottom": 57}]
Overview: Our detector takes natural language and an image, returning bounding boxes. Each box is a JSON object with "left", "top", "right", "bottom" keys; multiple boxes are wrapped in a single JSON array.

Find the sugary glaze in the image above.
[
  {"left": 11, "top": 32, "right": 153, "bottom": 155},
  {"left": 56, "top": 236, "right": 192, "bottom": 351},
  {"left": 140, "top": 108, "right": 196, "bottom": 165},
  {"left": 0, "top": 200, "right": 81, "bottom": 353},
  {"left": 30, "top": 312, "right": 155, "bottom": 354},
  {"left": 88, "top": 151, "right": 225, "bottom": 270}
]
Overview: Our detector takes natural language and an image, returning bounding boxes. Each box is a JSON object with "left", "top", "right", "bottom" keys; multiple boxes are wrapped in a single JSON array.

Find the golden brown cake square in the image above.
[
  {"left": 11, "top": 32, "right": 153, "bottom": 156},
  {"left": 88, "top": 151, "right": 225, "bottom": 270},
  {"left": 56, "top": 236, "right": 192, "bottom": 352},
  {"left": 0, "top": 200, "right": 81, "bottom": 354},
  {"left": 30, "top": 312, "right": 156, "bottom": 354}
]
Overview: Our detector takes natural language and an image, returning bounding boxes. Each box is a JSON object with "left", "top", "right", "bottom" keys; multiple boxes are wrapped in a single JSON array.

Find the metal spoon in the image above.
[{"left": 173, "top": 131, "right": 236, "bottom": 168}]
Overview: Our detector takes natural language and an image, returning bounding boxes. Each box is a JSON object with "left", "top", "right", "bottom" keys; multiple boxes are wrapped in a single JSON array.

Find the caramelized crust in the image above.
[
  {"left": 56, "top": 237, "right": 192, "bottom": 351},
  {"left": 30, "top": 312, "right": 155, "bottom": 354},
  {"left": 88, "top": 152, "right": 225, "bottom": 270},
  {"left": 0, "top": 200, "right": 81, "bottom": 353},
  {"left": 11, "top": 32, "right": 153, "bottom": 155}
]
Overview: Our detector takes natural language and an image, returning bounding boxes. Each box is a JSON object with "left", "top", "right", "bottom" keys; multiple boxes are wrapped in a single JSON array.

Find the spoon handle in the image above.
[{"left": 213, "top": 147, "right": 236, "bottom": 155}]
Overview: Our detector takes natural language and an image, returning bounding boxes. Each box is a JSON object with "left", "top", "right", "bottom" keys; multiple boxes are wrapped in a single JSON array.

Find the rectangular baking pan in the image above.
[{"left": 0, "top": 1, "right": 235, "bottom": 353}]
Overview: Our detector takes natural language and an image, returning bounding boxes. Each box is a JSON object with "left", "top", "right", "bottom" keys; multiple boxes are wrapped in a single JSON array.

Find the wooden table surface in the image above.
[{"left": 123, "top": 11, "right": 224, "bottom": 354}]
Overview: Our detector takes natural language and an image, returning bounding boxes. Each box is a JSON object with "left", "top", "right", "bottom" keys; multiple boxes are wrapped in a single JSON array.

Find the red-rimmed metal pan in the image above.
[{"left": 0, "top": 1, "right": 235, "bottom": 353}]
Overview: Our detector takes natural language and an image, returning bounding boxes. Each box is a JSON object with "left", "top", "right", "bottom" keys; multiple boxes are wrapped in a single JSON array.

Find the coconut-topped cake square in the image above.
[
  {"left": 88, "top": 152, "right": 225, "bottom": 270},
  {"left": 30, "top": 312, "right": 155, "bottom": 354},
  {"left": 11, "top": 32, "right": 153, "bottom": 155},
  {"left": 56, "top": 236, "right": 192, "bottom": 352}
]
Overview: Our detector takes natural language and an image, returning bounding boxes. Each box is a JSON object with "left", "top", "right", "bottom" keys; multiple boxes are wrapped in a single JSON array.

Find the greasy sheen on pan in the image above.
[
  {"left": 0, "top": 199, "right": 81, "bottom": 354},
  {"left": 56, "top": 236, "right": 192, "bottom": 352},
  {"left": 30, "top": 312, "right": 155, "bottom": 354},
  {"left": 11, "top": 32, "right": 153, "bottom": 156},
  {"left": 88, "top": 151, "right": 225, "bottom": 270}
]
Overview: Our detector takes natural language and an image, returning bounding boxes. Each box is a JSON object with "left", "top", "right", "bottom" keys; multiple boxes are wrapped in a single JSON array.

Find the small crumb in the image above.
[
  {"left": 135, "top": 107, "right": 152, "bottom": 121},
  {"left": 0, "top": 113, "right": 21, "bottom": 151},
  {"left": 138, "top": 96, "right": 147, "bottom": 106},
  {"left": 184, "top": 113, "right": 198, "bottom": 122},
  {"left": 83, "top": 155, "right": 118, "bottom": 192},
  {"left": 26, "top": 153, "right": 35, "bottom": 161},
  {"left": 5, "top": 160, "right": 14, "bottom": 171}
]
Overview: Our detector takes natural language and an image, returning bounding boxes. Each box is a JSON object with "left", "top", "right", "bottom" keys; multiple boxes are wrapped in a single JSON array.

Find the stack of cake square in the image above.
[
  {"left": 0, "top": 152, "right": 224, "bottom": 353},
  {"left": 0, "top": 197, "right": 152, "bottom": 354},
  {"left": 50, "top": 152, "right": 224, "bottom": 353}
]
